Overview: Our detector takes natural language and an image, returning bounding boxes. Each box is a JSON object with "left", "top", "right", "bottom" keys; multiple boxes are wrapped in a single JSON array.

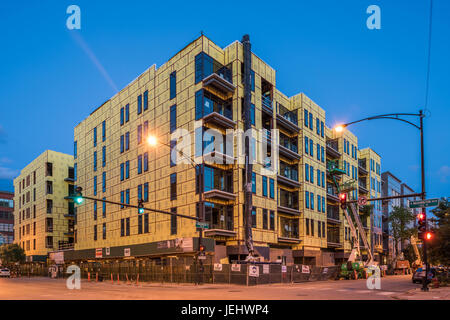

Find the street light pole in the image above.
[{"left": 335, "top": 110, "right": 428, "bottom": 290}]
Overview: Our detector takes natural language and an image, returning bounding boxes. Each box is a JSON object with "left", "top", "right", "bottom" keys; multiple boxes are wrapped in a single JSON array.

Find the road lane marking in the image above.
[{"left": 376, "top": 291, "right": 395, "bottom": 295}]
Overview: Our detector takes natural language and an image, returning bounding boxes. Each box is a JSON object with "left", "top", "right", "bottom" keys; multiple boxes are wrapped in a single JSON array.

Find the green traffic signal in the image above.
[
  {"left": 138, "top": 199, "right": 144, "bottom": 214},
  {"left": 138, "top": 207, "right": 144, "bottom": 214},
  {"left": 75, "top": 196, "right": 84, "bottom": 204}
]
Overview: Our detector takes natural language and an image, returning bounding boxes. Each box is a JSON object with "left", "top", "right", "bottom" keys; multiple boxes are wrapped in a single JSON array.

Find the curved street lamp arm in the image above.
[{"left": 343, "top": 112, "right": 423, "bottom": 130}]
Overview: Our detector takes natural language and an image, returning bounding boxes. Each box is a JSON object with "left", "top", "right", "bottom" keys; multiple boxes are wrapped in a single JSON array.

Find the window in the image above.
[
  {"left": 94, "top": 225, "right": 97, "bottom": 241},
  {"left": 93, "top": 176, "right": 97, "bottom": 196},
  {"left": 47, "top": 199, "right": 53, "bottom": 214},
  {"left": 125, "top": 104, "right": 130, "bottom": 122},
  {"left": 251, "top": 207, "right": 257, "bottom": 228},
  {"left": 102, "top": 120, "right": 106, "bottom": 142},
  {"left": 305, "top": 136, "right": 309, "bottom": 154},
  {"left": 250, "top": 104, "right": 255, "bottom": 126},
  {"left": 170, "top": 71, "right": 176, "bottom": 99},
  {"left": 93, "top": 151, "right": 97, "bottom": 172},
  {"left": 102, "top": 172, "right": 106, "bottom": 192},
  {"left": 46, "top": 181, "right": 53, "bottom": 194},
  {"left": 125, "top": 161, "right": 130, "bottom": 179},
  {"left": 138, "top": 184, "right": 142, "bottom": 201},
  {"left": 269, "top": 211, "right": 275, "bottom": 230},
  {"left": 143, "top": 182, "right": 149, "bottom": 202},
  {"left": 317, "top": 169, "right": 320, "bottom": 186},
  {"left": 317, "top": 195, "right": 321, "bottom": 212},
  {"left": 170, "top": 105, "right": 177, "bottom": 133},
  {"left": 93, "top": 201, "right": 97, "bottom": 220},
  {"left": 137, "top": 125, "right": 143, "bottom": 145},
  {"left": 144, "top": 152, "right": 148, "bottom": 172},
  {"left": 143, "top": 90, "right": 148, "bottom": 111},
  {"left": 170, "top": 208, "right": 177, "bottom": 235},
  {"left": 125, "top": 132, "right": 130, "bottom": 150},
  {"left": 102, "top": 198, "right": 106, "bottom": 218},
  {"left": 137, "top": 94, "right": 142, "bottom": 114},
  {"left": 306, "top": 218, "right": 310, "bottom": 235},
  {"left": 309, "top": 139, "right": 313, "bottom": 157},
  {"left": 93, "top": 127, "right": 97, "bottom": 147},
  {"left": 305, "top": 191, "right": 309, "bottom": 209},
  {"left": 316, "top": 118, "right": 320, "bottom": 135},
  {"left": 138, "top": 155, "right": 142, "bottom": 174},
  {"left": 138, "top": 215, "right": 143, "bottom": 234},
  {"left": 310, "top": 192, "right": 314, "bottom": 210},
  {"left": 170, "top": 140, "right": 176, "bottom": 167},
  {"left": 310, "top": 166, "right": 314, "bottom": 184},
  {"left": 262, "top": 176, "right": 267, "bottom": 197},
  {"left": 322, "top": 221, "right": 325, "bottom": 237},
  {"left": 125, "top": 189, "right": 130, "bottom": 205},
  {"left": 269, "top": 178, "right": 274, "bottom": 199},
  {"left": 120, "top": 107, "right": 124, "bottom": 125},
  {"left": 74, "top": 141, "right": 77, "bottom": 159},
  {"left": 170, "top": 173, "right": 177, "bottom": 200},
  {"left": 46, "top": 162, "right": 53, "bottom": 176},
  {"left": 144, "top": 213, "right": 149, "bottom": 233},
  {"left": 120, "top": 163, "right": 124, "bottom": 181},
  {"left": 305, "top": 164, "right": 309, "bottom": 181},
  {"left": 120, "top": 135, "right": 124, "bottom": 153},
  {"left": 126, "top": 217, "right": 130, "bottom": 236},
  {"left": 309, "top": 112, "right": 313, "bottom": 130},
  {"left": 102, "top": 146, "right": 106, "bottom": 167},
  {"left": 344, "top": 139, "right": 347, "bottom": 153},
  {"left": 322, "top": 197, "right": 325, "bottom": 213},
  {"left": 120, "top": 219, "right": 124, "bottom": 236},
  {"left": 311, "top": 219, "right": 315, "bottom": 236},
  {"left": 304, "top": 109, "right": 308, "bottom": 127},
  {"left": 250, "top": 70, "right": 255, "bottom": 91},
  {"left": 318, "top": 220, "right": 321, "bottom": 237},
  {"left": 144, "top": 121, "right": 148, "bottom": 138},
  {"left": 321, "top": 171, "right": 325, "bottom": 188},
  {"left": 102, "top": 223, "right": 106, "bottom": 239},
  {"left": 74, "top": 163, "right": 77, "bottom": 181},
  {"left": 262, "top": 209, "right": 268, "bottom": 229},
  {"left": 120, "top": 191, "right": 124, "bottom": 209},
  {"left": 317, "top": 144, "right": 320, "bottom": 160},
  {"left": 251, "top": 172, "right": 256, "bottom": 193},
  {"left": 320, "top": 121, "right": 324, "bottom": 138}
]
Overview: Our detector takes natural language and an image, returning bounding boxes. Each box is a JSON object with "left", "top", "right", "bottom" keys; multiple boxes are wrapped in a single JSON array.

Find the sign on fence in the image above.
[
  {"left": 302, "top": 265, "right": 310, "bottom": 273},
  {"left": 95, "top": 248, "right": 102, "bottom": 258},
  {"left": 105, "top": 247, "right": 110, "bottom": 256},
  {"left": 124, "top": 248, "right": 131, "bottom": 257},
  {"left": 263, "top": 264, "right": 270, "bottom": 274},
  {"left": 231, "top": 264, "right": 241, "bottom": 272},
  {"left": 322, "top": 267, "right": 328, "bottom": 274},
  {"left": 281, "top": 266, "right": 287, "bottom": 273},
  {"left": 248, "top": 265, "right": 259, "bottom": 277},
  {"left": 214, "top": 263, "right": 222, "bottom": 271}
]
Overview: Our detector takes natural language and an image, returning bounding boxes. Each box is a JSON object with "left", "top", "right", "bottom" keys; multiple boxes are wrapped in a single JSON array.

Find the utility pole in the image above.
[{"left": 419, "top": 110, "right": 429, "bottom": 292}]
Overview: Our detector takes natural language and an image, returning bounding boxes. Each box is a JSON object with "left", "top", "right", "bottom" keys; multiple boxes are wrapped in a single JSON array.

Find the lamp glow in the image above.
[{"left": 147, "top": 135, "right": 157, "bottom": 146}]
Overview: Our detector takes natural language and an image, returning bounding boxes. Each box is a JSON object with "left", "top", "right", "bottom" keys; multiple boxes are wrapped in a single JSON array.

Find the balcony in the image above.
[
  {"left": 327, "top": 205, "right": 341, "bottom": 223},
  {"left": 358, "top": 159, "right": 368, "bottom": 175},
  {"left": 203, "top": 203, "right": 236, "bottom": 237},
  {"left": 276, "top": 103, "right": 300, "bottom": 133},
  {"left": 327, "top": 184, "right": 339, "bottom": 202},
  {"left": 327, "top": 226, "right": 342, "bottom": 248},
  {"left": 261, "top": 95, "right": 273, "bottom": 115},
  {"left": 279, "top": 134, "right": 300, "bottom": 161},
  {"left": 202, "top": 166, "right": 236, "bottom": 202},
  {"left": 358, "top": 180, "right": 369, "bottom": 194},
  {"left": 326, "top": 139, "right": 341, "bottom": 159},
  {"left": 278, "top": 163, "right": 300, "bottom": 188},
  {"left": 58, "top": 241, "right": 74, "bottom": 251},
  {"left": 202, "top": 64, "right": 235, "bottom": 95},
  {"left": 279, "top": 217, "right": 300, "bottom": 243},
  {"left": 197, "top": 90, "right": 236, "bottom": 129},
  {"left": 278, "top": 189, "right": 300, "bottom": 216}
]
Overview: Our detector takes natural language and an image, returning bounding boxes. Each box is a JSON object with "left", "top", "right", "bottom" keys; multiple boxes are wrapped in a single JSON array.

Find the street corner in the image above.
[{"left": 392, "top": 286, "right": 450, "bottom": 300}]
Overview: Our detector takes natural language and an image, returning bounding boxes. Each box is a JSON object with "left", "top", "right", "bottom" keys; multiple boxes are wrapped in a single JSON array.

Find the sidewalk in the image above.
[{"left": 393, "top": 286, "right": 450, "bottom": 300}]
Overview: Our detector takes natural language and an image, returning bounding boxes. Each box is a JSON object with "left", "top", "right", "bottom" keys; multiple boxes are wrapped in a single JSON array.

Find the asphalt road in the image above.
[{"left": 0, "top": 274, "right": 430, "bottom": 300}]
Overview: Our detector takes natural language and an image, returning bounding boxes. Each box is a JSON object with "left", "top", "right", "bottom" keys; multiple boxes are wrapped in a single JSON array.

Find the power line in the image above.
[{"left": 424, "top": 0, "right": 434, "bottom": 110}]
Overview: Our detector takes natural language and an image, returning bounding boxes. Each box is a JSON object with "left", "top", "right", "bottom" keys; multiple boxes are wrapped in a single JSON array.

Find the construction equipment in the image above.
[
  {"left": 410, "top": 235, "right": 423, "bottom": 268},
  {"left": 328, "top": 160, "right": 375, "bottom": 279}
]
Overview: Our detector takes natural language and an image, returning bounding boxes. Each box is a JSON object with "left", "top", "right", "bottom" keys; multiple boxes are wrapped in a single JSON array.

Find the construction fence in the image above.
[{"left": 18, "top": 256, "right": 340, "bottom": 286}]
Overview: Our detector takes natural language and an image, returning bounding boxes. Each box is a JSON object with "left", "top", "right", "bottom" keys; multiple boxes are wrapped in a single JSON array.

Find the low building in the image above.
[
  {"left": 13, "top": 150, "right": 74, "bottom": 262},
  {"left": 0, "top": 191, "right": 14, "bottom": 245}
]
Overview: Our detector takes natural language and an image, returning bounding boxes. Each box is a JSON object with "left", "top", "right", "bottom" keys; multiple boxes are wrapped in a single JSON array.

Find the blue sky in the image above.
[{"left": 0, "top": 0, "right": 449, "bottom": 200}]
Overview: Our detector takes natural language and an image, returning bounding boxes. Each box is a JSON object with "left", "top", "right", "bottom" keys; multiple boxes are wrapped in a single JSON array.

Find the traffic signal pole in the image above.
[{"left": 420, "top": 110, "right": 429, "bottom": 292}]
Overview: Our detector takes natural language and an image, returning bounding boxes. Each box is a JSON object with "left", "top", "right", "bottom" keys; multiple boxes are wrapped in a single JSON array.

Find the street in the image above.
[{"left": 0, "top": 275, "right": 447, "bottom": 300}]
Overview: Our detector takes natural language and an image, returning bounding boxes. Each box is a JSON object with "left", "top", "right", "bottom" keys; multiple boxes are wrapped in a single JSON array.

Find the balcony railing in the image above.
[
  {"left": 327, "top": 206, "right": 340, "bottom": 221},
  {"left": 262, "top": 95, "right": 273, "bottom": 110}
]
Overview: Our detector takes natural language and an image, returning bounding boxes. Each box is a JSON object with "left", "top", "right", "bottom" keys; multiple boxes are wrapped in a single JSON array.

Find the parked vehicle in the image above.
[
  {"left": 0, "top": 268, "right": 11, "bottom": 278},
  {"left": 412, "top": 267, "right": 436, "bottom": 283}
]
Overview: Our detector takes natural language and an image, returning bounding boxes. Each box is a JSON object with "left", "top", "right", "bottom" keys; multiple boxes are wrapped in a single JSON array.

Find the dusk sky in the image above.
[{"left": 0, "top": 0, "right": 448, "bottom": 200}]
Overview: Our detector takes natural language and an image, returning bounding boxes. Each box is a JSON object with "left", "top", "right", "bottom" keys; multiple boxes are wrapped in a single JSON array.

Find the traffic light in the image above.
[
  {"left": 138, "top": 199, "right": 144, "bottom": 214},
  {"left": 339, "top": 193, "right": 347, "bottom": 210},
  {"left": 417, "top": 212, "right": 427, "bottom": 240},
  {"left": 199, "top": 244, "right": 205, "bottom": 253},
  {"left": 74, "top": 187, "right": 84, "bottom": 204},
  {"left": 425, "top": 231, "right": 433, "bottom": 241}
]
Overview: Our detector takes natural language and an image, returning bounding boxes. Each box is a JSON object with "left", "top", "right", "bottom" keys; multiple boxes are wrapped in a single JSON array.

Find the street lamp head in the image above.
[
  {"left": 334, "top": 125, "right": 345, "bottom": 133},
  {"left": 147, "top": 135, "right": 157, "bottom": 147}
]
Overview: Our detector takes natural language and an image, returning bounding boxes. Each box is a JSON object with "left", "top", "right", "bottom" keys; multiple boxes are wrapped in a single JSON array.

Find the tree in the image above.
[
  {"left": 428, "top": 200, "right": 450, "bottom": 266},
  {"left": 387, "top": 206, "right": 416, "bottom": 263},
  {"left": 0, "top": 243, "right": 25, "bottom": 266}
]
